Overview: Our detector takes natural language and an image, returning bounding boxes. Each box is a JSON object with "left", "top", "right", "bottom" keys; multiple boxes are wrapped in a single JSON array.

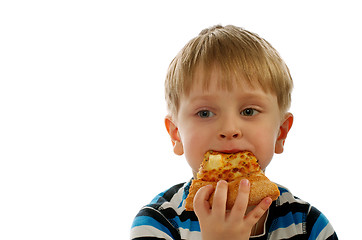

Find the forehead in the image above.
[
  {"left": 187, "top": 64, "right": 268, "bottom": 96},
  {"left": 178, "top": 68, "right": 276, "bottom": 113},
  {"left": 179, "top": 65, "right": 280, "bottom": 111}
]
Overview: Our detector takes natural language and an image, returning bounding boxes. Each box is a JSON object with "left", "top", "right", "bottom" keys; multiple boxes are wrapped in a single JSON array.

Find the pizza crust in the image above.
[{"left": 185, "top": 174, "right": 279, "bottom": 211}]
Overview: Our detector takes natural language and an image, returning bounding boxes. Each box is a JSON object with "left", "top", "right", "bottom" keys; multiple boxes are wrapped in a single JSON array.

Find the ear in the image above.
[
  {"left": 165, "top": 116, "right": 184, "bottom": 156},
  {"left": 275, "top": 113, "right": 294, "bottom": 154}
]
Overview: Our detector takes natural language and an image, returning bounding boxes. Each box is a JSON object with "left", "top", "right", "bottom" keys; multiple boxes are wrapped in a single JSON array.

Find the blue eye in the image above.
[
  {"left": 241, "top": 108, "right": 259, "bottom": 116},
  {"left": 197, "top": 110, "right": 215, "bottom": 118}
]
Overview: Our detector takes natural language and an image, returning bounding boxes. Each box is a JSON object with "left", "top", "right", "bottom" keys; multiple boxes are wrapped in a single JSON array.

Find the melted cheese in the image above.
[
  {"left": 197, "top": 151, "right": 261, "bottom": 182},
  {"left": 207, "top": 154, "right": 223, "bottom": 170}
]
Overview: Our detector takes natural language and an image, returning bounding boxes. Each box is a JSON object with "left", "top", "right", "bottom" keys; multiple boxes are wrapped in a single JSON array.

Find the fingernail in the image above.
[
  {"left": 218, "top": 180, "right": 227, "bottom": 185},
  {"left": 265, "top": 197, "right": 272, "bottom": 205},
  {"left": 241, "top": 179, "right": 249, "bottom": 187}
]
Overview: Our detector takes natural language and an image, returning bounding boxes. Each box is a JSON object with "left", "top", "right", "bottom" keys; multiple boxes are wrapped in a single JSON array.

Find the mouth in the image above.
[{"left": 216, "top": 149, "right": 244, "bottom": 154}]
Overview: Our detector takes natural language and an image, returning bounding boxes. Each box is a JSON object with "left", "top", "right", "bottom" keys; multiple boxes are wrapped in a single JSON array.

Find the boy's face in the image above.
[{"left": 166, "top": 68, "right": 293, "bottom": 177}]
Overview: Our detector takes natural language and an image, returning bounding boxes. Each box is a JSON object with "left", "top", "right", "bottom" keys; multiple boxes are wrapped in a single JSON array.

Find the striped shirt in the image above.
[{"left": 131, "top": 180, "right": 338, "bottom": 240}]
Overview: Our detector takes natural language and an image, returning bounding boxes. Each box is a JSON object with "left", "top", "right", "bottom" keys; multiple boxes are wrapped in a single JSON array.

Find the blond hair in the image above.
[{"left": 165, "top": 25, "right": 293, "bottom": 117}]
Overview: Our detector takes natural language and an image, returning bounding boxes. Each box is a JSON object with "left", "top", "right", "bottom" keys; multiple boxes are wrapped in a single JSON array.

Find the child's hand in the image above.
[{"left": 193, "top": 179, "right": 272, "bottom": 240}]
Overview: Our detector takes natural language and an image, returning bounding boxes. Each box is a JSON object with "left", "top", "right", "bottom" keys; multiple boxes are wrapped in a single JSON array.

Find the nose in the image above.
[
  {"left": 219, "top": 130, "right": 242, "bottom": 139},
  {"left": 218, "top": 112, "right": 243, "bottom": 140},
  {"left": 219, "top": 126, "right": 242, "bottom": 140}
]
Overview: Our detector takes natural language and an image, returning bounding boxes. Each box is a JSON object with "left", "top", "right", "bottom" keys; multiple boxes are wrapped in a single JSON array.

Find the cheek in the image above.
[
  {"left": 253, "top": 126, "right": 279, "bottom": 169},
  {"left": 180, "top": 128, "right": 210, "bottom": 173},
  {"left": 253, "top": 127, "right": 276, "bottom": 147}
]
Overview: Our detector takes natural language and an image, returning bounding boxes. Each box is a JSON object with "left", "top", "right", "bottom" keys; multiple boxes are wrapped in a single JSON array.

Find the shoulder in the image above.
[
  {"left": 265, "top": 184, "right": 338, "bottom": 240},
  {"left": 131, "top": 181, "right": 201, "bottom": 240}
]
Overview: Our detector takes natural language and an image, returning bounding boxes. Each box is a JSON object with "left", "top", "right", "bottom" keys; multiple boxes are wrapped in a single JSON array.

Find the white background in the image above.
[{"left": 1, "top": 0, "right": 361, "bottom": 239}]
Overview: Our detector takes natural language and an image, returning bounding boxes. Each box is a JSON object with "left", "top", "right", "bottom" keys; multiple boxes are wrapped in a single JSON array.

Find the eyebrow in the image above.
[
  {"left": 188, "top": 91, "right": 273, "bottom": 102},
  {"left": 187, "top": 94, "right": 215, "bottom": 102}
]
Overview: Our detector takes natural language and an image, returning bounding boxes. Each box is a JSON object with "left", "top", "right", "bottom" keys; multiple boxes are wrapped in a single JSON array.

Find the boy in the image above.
[{"left": 131, "top": 25, "right": 337, "bottom": 239}]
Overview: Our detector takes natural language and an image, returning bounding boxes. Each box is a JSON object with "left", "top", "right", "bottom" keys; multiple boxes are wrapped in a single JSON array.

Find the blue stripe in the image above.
[
  {"left": 150, "top": 195, "right": 162, "bottom": 204},
  {"left": 308, "top": 213, "right": 329, "bottom": 240},
  {"left": 278, "top": 186, "right": 289, "bottom": 194},
  {"left": 131, "top": 215, "right": 173, "bottom": 237},
  {"left": 150, "top": 190, "right": 168, "bottom": 204},
  {"left": 178, "top": 199, "right": 184, "bottom": 208},
  {"left": 270, "top": 212, "right": 305, "bottom": 231}
]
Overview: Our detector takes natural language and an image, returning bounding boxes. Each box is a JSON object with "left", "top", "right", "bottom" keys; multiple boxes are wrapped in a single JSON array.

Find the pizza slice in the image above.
[{"left": 185, "top": 150, "right": 280, "bottom": 211}]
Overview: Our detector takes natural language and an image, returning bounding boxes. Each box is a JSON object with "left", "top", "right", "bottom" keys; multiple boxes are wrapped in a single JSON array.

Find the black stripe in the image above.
[
  {"left": 272, "top": 201, "right": 310, "bottom": 219},
  {"left": 282, "top": 233, "right": 308, "bottom": 240},
  {"left": 157, "top": 182, "right": 185, "bottom": 203},
  {"left": 179, "top": 210, "right": 198, "bottom": 222},
  {"left": 305, "top": 206, "right": 321, "bottom": 239},
  {"left": 261, "top": 201, "right": 278, "bottom": 240},
  {"left": 160, "top": 206, "right": 199, "bottom": 222},
  {"left": 326, "top": 232, "right": 338, "bottom": 240},
  {"left": 146, "top": 181, "right": 199, "bottom": 223},
  {"left": 136, "top": 207, "right": 181, "bottom": 240},
  {"left": 132, "top": 237, "right": 167, "bottom": 240}
]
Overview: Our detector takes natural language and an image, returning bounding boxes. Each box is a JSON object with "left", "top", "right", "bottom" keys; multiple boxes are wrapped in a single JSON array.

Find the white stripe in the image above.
[
  {"left": 269, "top": 222, "right": 305, "bottom": 239},
  {"left": 130, "top": 225, "right": 173, "bottom": 239},
  {"left": 316, "top": 222, "right": 335, "bottom": 240},
  {"left": 277, "top": 187, "right": 307, "bottom": 206},
  {"left": 154, "top": 182, "right": 188, "bottom": 215},
  {"left": 179, "top": 227, "right": 201, "bottom": 240},
  {"left": 169, "top": 183, "right": 188, "bottom": 214}
]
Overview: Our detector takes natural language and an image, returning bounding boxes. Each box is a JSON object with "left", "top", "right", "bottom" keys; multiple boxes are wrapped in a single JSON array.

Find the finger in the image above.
[
  {"left": 229, "top": 179, "right": 250, "bottom": 220},
  {"left": 244, "top": 197, "right": 272, "bottom": 227},
  {"left": 211, "top": 180, "right": 228, "bottom": 216},
  {"left": 193, "top": 185, "right": 214, "bottom": 218}
]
